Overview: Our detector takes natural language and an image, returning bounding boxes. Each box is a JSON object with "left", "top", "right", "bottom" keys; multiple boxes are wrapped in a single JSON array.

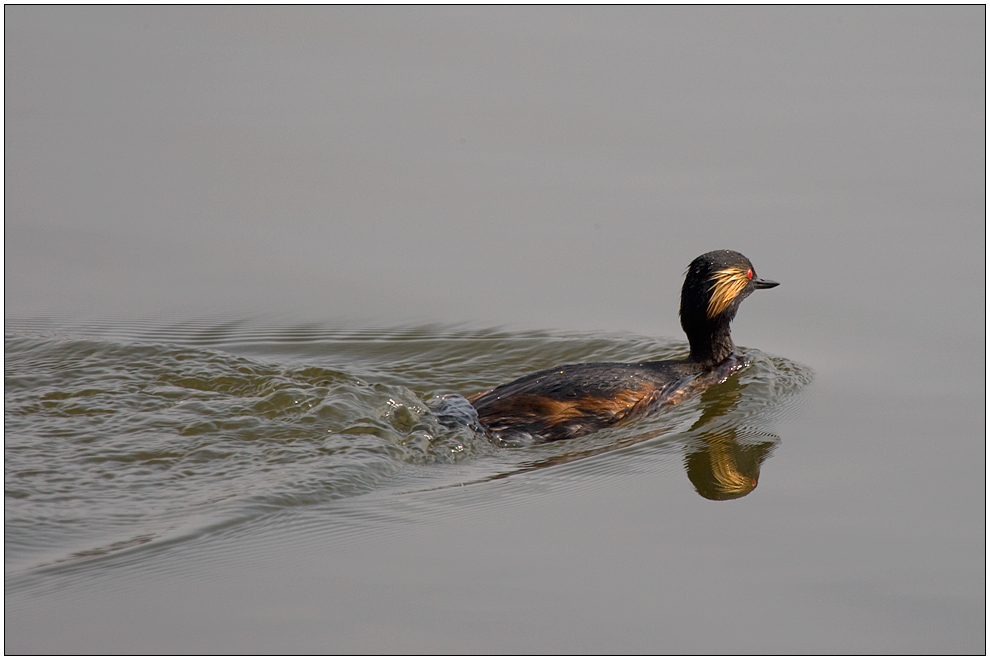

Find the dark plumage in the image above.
[{"left": 468, "top": 250, "right": 779, "bottom": 443}]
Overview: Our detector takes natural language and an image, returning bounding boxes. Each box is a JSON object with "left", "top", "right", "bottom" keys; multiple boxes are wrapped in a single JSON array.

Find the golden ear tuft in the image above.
[{"left": 707, "top": 267, "right": 750, "bottom": 318}]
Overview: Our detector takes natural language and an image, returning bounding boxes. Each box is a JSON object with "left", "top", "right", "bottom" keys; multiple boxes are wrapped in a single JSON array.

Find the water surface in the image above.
[{"left": 6, "top": 320, "right": 810, "bottom": 578}]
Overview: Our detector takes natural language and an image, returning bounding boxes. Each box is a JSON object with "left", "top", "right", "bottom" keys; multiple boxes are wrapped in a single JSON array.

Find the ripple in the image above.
[{"left": 5, "top": 318, "right": 812, "bottom": 583}]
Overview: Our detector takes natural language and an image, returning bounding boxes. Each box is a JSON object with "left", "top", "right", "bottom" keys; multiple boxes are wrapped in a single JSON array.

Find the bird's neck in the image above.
[{"left": 686, "top": 319, "right": 736, "bottom": 369}]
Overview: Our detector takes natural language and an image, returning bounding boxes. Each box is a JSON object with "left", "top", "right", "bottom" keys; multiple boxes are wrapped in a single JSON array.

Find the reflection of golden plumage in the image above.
[
  {"left": 708, "top": 440, "right": 756, "bottom": 492},
  {"left": 685, "top": 434, "right": 777, "bottom": 501},
  {"left": 469, "top": 250, "right": 779, "bottom": 443}
]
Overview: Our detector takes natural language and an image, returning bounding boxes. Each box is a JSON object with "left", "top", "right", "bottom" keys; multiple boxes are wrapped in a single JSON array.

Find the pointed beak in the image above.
[{"left": 753, "top": 278, "right": 779, "bottom": 289}]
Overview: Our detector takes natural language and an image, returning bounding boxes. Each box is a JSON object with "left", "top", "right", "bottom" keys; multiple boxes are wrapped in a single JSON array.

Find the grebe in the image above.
[{"left": 467, "top": 250, "right": 779, "bottom": 443}]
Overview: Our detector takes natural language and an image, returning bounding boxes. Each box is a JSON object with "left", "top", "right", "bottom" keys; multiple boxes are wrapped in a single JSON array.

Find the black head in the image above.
[{"left": 679, "top": 250, "right": 778, "bottom": 368}]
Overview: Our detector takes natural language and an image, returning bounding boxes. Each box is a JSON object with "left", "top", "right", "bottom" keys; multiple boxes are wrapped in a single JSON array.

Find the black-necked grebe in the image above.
[{"left": 467, "top": 250, "right": 779, "bottom": 443}]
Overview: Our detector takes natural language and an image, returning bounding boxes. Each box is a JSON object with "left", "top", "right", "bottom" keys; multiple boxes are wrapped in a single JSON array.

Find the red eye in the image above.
[{"left": 747, "top": 268, "right": 753, "bottom": 279}]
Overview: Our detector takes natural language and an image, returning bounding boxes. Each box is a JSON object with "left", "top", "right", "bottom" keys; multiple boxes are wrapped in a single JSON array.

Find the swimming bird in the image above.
[{"left": 467, "top": 250, "right": 779, "bottom": 443}]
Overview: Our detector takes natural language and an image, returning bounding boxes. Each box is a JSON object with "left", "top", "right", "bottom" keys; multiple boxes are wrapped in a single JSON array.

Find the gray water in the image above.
[{"left": 5, "top": 6, "right": 985, "bottom": 654}]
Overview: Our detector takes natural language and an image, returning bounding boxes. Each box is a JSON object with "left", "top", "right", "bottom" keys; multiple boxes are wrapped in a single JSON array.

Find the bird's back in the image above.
[{"left": 468, "top": 359, "right": 719, "bottom": 443}]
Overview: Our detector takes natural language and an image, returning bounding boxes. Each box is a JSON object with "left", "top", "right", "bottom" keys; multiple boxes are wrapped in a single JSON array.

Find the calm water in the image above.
[{"left": 5, "top": 6, "right": 985, "bottom": 654}]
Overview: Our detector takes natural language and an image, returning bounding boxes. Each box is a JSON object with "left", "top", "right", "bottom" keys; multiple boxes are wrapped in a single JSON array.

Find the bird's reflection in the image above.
[{"left": 681, "top": 382, "right": 777, "bottom": 500}]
